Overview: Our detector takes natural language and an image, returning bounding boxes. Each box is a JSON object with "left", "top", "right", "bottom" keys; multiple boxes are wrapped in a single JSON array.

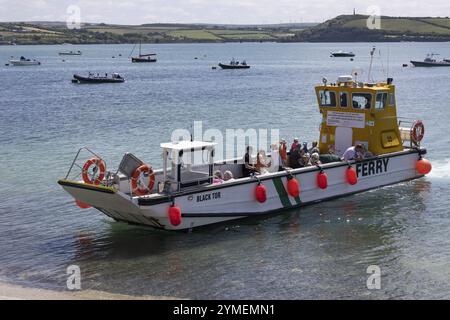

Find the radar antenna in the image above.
[{"left": 351, "top": 67, "right": 363, "bottom": 83}]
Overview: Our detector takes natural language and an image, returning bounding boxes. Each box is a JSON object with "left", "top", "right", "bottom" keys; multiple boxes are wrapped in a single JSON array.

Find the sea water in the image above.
[{"left": 0, "top": 42, "right": 449, "bottom": 299}]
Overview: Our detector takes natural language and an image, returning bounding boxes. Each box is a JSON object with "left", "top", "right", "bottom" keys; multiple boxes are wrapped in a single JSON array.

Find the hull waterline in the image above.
[{"left": 58, "top": 149, "right": 426, "bottom": 231}]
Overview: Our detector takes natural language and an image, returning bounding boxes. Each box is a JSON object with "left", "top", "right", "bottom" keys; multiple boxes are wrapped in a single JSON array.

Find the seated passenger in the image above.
[
  {"left": 288, "top": 146, "right": 301, "bottom": 169},
  {"left": 255, "top": 150, "right": 271, "bottom": 175},
  {"left": 213, "top": 170, "right": 223, "bottom": 184},
  {"left": 243, "top": 146, "right": 258, "bottom": 177},
  {"left": 302, "top": 142, "right": 309, "bottom": 154},
  {"left": 299, "top": 152, "right": 312, "bottom": 167},
  {"left": 342, "top": 144, "right": 364, "bottom": 161},
  {"left": 308, "top": 141, "right": 320, "bottom": 155},
  {"left": 361, "top": 144, "right": 374, "bottom": 158},
  {"left": 223, "top": 170, "right": 234, "bottom": 181},
  {"left": 310, "top": 153, "right": 322, "bottom": 166}
]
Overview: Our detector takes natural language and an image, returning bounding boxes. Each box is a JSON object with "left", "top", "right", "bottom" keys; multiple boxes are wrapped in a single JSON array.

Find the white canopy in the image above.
[{"left": 160, "top": 140, "right": 216, "bottom": 151}]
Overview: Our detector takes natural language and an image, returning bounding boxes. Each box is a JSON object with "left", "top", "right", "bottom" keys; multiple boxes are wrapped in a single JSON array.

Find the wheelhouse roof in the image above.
[{"left": 160, "top": 140, "right": 217, "bottom": 151}]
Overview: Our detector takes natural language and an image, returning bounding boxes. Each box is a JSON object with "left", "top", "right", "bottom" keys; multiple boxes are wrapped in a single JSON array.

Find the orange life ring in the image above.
[
  {"left": 411, "top": 120, "right": 425, "bottom": 143},
  {"left": 82, "top": 158, "right": 106, "bottom": 185},
  {"left": 131, "top": 164, "right": 155, "bottom": 196}
]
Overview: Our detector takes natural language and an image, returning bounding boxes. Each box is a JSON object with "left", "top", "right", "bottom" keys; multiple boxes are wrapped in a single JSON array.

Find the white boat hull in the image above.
[
  {"left": 9, "top": 60, "right": 41, "bottom": 66},
  {"left": 59, "top": 149, "right": 426, "bottom": 231}
]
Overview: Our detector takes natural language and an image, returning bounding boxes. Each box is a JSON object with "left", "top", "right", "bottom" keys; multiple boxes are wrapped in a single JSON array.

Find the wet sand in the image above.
[{"left": 0, "top": 282, "right": 180, "bottom": 300}]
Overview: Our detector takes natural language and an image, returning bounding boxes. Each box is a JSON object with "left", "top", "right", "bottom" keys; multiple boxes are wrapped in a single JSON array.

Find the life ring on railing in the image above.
[
  {"left": 411, "top": 120, "right": 425, "bottom": 144},
  {"left": 131, "top": 164, "right": 155, "bottom": 196},
  {"left": 82, "top": 158, "right": 106, "bottom": 185}
]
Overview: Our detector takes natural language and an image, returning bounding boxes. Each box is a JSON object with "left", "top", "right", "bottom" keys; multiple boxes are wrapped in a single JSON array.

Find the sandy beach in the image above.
[{"left": 0, "top": 282, "right": 179, "bottom": 300}]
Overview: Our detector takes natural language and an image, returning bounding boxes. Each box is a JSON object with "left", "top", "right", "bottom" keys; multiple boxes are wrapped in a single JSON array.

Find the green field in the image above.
[
  {"left": 166, "top": 29, "right": 222, "bottom": 40},
  {"left": 3, "top": 16, "right": 450, "bottom": 44},
  {"left": 0, "top": 22, "right": 300, "bottom": 44},
  {"left": 343, "top": 18, "right": 450, "bottom": 35}
]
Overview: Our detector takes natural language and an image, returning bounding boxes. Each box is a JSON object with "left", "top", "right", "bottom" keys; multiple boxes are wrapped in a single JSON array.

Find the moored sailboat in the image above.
[{"left": 130, "top": 42, "right": 157, "bottom": 63}]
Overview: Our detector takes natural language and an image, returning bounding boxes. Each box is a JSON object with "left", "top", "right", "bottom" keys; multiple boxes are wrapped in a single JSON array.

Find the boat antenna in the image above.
[
  {"left": 379, "top": 49, "right": 386, "bottom": 79},
  {"left": 367, "top": 46, "right": 376, "bottom": 83},
  {"left": 386, "top": 44, "right": 390, "bottom": 79}
]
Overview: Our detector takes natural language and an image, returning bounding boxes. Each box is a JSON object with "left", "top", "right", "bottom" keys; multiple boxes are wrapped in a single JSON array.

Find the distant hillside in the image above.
[
  {"left": 291, "top": 14, "right": 450, "bottom": 42},
  {"left": 0, "top": 22, "right": 315, "bottom": 45}
]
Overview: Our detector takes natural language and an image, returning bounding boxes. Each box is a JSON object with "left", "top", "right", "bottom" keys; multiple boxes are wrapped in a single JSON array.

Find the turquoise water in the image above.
[{"left": 0, "top": 42, "right": 449, "bottom": 299}]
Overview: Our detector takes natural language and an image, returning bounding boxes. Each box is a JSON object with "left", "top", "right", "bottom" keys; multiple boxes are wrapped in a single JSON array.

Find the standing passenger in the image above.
[{"left": 279, "top": 139, "right": 288, "bottom": 168}]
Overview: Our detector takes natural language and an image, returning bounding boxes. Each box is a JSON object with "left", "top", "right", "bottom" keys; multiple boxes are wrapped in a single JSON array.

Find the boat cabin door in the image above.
[{"left": 334, "top": 127, "right": 353, "bottom": 156}]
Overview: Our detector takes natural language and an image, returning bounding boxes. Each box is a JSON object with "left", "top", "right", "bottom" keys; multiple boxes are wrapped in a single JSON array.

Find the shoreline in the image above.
[{"left": 0, "top": 281, "right": 180, "bottom": 300}]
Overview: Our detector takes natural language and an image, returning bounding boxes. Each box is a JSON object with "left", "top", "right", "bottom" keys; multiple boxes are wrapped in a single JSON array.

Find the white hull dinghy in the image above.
[{"left": 58, "top": 76, "right": 432, "bottom": 231}]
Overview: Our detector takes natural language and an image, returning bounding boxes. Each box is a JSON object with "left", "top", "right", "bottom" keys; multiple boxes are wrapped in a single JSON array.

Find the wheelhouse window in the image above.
[
  {"left": 375, "top": 92, "right": 388, "bottom": 109},
  {"left": 339, "top": 92, "right": 348, "bottom": 108},
  {"left": 319, "top": 90, "right": 336, "bottom": 107},
  {"left": 388, "top": 93, "right": 395, "bottom": 106},
  {"left": 352, "top": 93, "right": 372, "bottom": 109}
]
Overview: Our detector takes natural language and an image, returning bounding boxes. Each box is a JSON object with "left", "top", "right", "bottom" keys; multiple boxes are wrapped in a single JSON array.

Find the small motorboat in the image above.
[
  {"left": 59, "top": 50, "right": 82, "bottom": 56},
  {"left": 9, "top": 56, "right": 41, "bottom": 66},
  {"left": 411, "top": 54, "right": 450, "bottom": 67},
  {"left": 330, "top": 50, "right": 355, "bottom": 57},
  {"left": 72, "top": 73, "right": 125, "bottom": 84},
  {"left": 218, "top": 59, "right": 250, "bottom": 69},
  {"left": 130, "top": 42, "right": 157, "bottom": 63}
]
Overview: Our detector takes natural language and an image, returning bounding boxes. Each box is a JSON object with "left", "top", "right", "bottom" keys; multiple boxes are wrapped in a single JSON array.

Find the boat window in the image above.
[
  {"left": 352, "top": 93, "right": 372, "bottom": 109},
  {"left": 388, "top": 93, "right": 395, "bottom": 106},
  {"left": 375, "top": 92, "right": 388, "bottom": 109},
  {"left": 319, "top": 90, "right": 336, "bottom": 107},
  {"left": 340, "top": 92, "right": 348, "bottom": 108}
]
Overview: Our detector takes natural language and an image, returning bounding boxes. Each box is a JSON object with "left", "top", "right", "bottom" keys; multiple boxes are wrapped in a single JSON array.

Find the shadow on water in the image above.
[{"left": 72, "top": 179, "right": 432, "bottom": 262}]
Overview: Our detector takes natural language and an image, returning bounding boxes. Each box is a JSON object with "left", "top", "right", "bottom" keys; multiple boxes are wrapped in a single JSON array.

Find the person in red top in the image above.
[{"left": 290, "top": 138, "right": 300, "bottom": 152}]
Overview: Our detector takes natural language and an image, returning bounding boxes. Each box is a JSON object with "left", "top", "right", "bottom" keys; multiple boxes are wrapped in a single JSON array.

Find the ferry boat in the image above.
[
  {"left": 9, "top": 56, "right": 41, "bottom": 66},
  {"left": 58, "top": 75, "right": 432, "bottom": 231}
]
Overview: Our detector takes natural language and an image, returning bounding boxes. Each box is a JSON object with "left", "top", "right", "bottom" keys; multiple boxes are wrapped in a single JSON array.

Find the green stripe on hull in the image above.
[
  {"left": 272, "top": 177, "right": 292, "bottom": 208},
  {"left": 272, "top": 177, "right": 302, "bottom": 207}
]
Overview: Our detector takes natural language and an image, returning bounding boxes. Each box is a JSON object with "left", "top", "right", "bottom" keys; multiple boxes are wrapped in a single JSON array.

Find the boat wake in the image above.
[{"left": 427, "top": 158, "right": 450, "bottom": 179}]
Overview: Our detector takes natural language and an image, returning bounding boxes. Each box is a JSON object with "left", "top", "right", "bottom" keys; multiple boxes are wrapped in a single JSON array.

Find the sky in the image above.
[{"left": 0, "top": 0, "right": 450, "bottom": 25}]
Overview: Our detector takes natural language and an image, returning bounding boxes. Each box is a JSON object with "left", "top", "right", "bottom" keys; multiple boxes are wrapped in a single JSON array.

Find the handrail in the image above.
[{"left": 64, "top": 146, "right": 107, "bottom": 181}]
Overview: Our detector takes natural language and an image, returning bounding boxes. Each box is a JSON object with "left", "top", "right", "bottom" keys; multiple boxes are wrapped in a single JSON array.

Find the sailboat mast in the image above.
[{"left": 139, "top": 41, "right": 141, "bottom": 57}]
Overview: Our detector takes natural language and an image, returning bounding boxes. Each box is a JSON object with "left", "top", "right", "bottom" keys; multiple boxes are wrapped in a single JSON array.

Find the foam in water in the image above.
[{"left": 427, "top": 158, "right": 450, "bottom": 179}]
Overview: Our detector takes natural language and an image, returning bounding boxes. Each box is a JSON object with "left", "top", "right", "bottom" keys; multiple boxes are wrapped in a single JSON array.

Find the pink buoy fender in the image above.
[
  {"left": 346, "top": 166, "right": 358, "bottom": 185},
  {"left": 317, "top": 170, "right": 328, "bottom": 189},
  {"left": 416, "top": 158, "right": 432, "bottom": 175},
  {"left": 255, "top": 182, "right": 267, "bottom": 203},
  {"left": 168, "top": 204, "right": 182, "bottom": 226},
  {"left": 286, "top": 175, "right": 300, "bottom": 197}
]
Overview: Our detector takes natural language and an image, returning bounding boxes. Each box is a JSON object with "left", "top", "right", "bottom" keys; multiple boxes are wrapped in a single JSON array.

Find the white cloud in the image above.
[{"left": 0, "top": 0, "right": 449, "bottom": 24}]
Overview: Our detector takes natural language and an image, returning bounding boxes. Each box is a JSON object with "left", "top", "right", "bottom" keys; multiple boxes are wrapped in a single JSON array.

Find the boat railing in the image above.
[
  {"left": 398, "top": 118, "right": 421, "bottom": 148},
  {"left": 64, "top": 146, "right": 111, "bottom": 184}
]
